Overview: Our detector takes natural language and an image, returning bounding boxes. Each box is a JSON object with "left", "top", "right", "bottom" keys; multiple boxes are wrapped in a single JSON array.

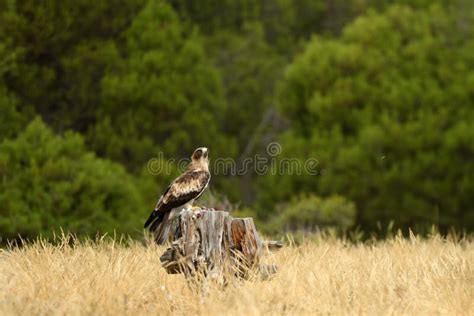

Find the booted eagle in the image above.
[{"left": 144, "top": 147, "right": 210, "bottom": 244}]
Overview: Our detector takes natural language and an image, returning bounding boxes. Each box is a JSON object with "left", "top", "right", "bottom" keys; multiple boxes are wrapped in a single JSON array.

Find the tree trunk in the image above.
[{"left": 159, "top": 208, "right": 280, "bottom": 282}]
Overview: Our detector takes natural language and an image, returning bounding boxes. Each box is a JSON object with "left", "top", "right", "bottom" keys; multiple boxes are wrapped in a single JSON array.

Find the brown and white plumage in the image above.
[{"left": 144, "top": 147, "right": 210, "bottom": 244}]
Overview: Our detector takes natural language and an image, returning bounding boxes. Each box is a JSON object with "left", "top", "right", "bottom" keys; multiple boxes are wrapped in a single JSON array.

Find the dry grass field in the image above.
[{"left": 1, "top": 234, "right": 473, "bottom": 315}]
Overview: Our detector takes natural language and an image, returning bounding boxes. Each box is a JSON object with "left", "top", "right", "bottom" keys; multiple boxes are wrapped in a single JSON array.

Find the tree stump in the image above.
[{"left": 159, "top": 208, "right": 280, "bottom": 282}]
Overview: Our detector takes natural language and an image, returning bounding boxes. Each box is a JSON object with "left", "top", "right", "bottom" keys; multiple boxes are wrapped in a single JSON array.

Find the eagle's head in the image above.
[{"left": 191, "top": 147, "right": 209, "bottom": 167}]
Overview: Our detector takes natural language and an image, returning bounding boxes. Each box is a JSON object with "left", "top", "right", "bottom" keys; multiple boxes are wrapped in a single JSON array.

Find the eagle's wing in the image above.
[
  {"left": 144, "top": 169, "right": 210, "bottom": 230},
  {"left": 160, "top": 170, "right": 210, "bottom": 209}
]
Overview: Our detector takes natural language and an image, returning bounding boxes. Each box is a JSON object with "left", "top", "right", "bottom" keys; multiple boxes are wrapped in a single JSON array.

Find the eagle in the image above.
[{"left": 144, "top": 147, "right": 210, "bottom": 244}]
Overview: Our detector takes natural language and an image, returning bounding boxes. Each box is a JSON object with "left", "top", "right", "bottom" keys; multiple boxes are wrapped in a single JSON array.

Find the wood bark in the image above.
[{"left": 159, "top": 208, "right": 279, "bottom": 282}]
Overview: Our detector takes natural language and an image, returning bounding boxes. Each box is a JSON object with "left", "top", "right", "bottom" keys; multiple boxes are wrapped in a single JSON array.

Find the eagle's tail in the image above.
[
  {"left": 144, "top": 209, "right": 171, "bottom": 245},
  {"left": 154, "top": 212, "right": 172, "bottom": 245},
  {"left": 144, "top": 209, "right": 162, "bottom": 229}
]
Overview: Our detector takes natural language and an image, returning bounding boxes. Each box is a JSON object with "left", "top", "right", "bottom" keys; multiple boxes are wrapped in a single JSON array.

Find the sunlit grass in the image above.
[{"left": 1, "top": 233, "right": 473, "bottom": 315}]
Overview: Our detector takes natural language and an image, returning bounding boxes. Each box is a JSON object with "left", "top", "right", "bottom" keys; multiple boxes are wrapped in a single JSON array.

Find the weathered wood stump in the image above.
[{"left": 159, "top": 208, "right": 280, "bottom": 282}]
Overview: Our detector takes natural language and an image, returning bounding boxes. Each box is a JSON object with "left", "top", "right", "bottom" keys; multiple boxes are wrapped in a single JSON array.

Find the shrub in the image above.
[
  {"left": 270, "top": 195, "right": 356, "bottom": 233},
  {"left": 0, "top": 118, "right": 148, "bottom": 240}
]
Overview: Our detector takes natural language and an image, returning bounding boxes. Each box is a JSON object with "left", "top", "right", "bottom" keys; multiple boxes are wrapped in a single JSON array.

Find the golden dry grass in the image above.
[{"left": 1, "top": 235, "right": 473, "bottom": 315}]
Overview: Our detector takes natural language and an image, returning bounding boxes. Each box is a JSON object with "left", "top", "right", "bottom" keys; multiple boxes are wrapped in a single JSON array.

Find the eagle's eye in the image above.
[{"left": 194, "top": 149, "right": 202, "bottom": 159}]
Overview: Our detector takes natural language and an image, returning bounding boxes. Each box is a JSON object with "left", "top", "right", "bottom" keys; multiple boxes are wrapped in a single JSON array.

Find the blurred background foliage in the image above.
[{"left": 0, "top": 0, "right": 472, "bottom": 240}]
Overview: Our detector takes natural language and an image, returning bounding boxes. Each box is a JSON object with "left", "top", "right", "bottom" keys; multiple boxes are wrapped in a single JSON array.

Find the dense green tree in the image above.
[
  {"left": 0, "top": 84, "right": 26, "bottom": 141},
  {"left": 0, "top": 0, "right": 235, "bottom": 171},
  {"left": 260, "top": 0, "right": 463, "bottom": 54},
  {"left": 0, "top": 0, "right": 144, "bottom": 133},
  {"left": 0, "top": 118, "right": 150, "bottom": 240},
  {"left": 89, "top": 0, "right": 235, "bottom": 171},
  {"left": 202, "top": 23, "right": 285, "bottom": 202},
  {"left": 169, "top": 0, "right": 261, "bottom": 34},
  {"left": 261, "top": 5, "right": 474, "bottom": 232},
  {"left": 209, "top": 24, "right": 282, "bottom": 150},
  {"left": 1, "top": 0, "right": 473, "bottom": 239},
  {"left": 170, "top": 0, "right": 368, "bottom": 55},
  {"left": 171, "top": 0, "right": 458, "bottom": 55},
  {"left": 0, "top": 42, "right": 30, "bottom": 141}
]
